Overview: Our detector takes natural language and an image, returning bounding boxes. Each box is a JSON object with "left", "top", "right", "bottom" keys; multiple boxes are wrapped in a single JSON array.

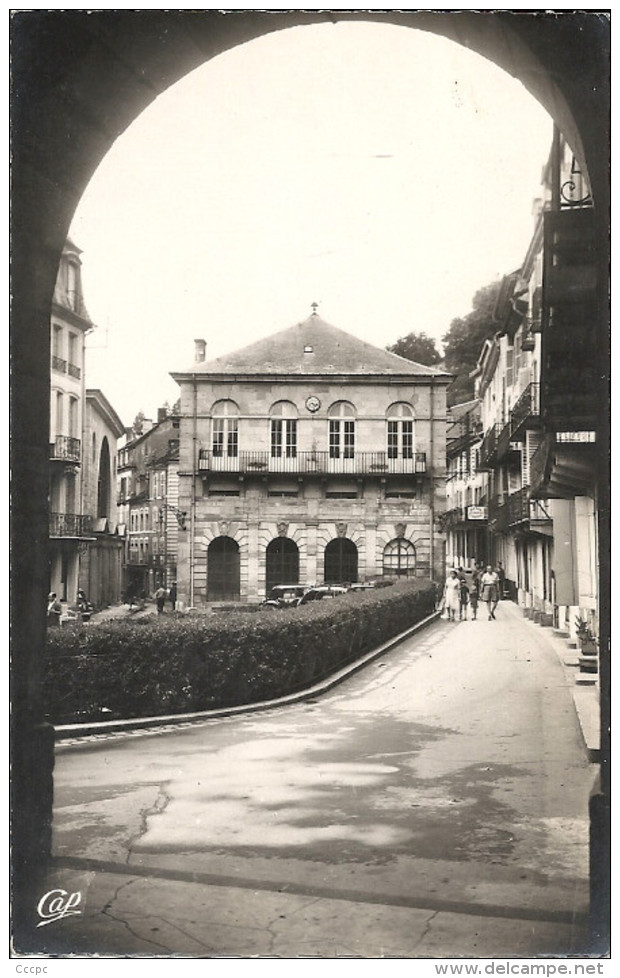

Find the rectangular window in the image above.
[
  {"left": 329, "top": 420, "right": 340, "bottom": 459},
  {"left": 227, "top": 420, "right": 238, "bottom": 457},
  {"left": 285, "top": 419, "right": 297, "bottom": 458},
  {"left": 387, "top": 421, "right": 398, "bottom": 459},
  {"left": 402, "top": 421, "right": 413, "bottom": 458},
  {"left": 271, "top": 420, "right": 283, "bottom": 458},
  {"left": 212, "top": 419, "right": 224, "bottom": 456},
  {"left": 343, "top": 421, "right": 355, "bottom": 459}
]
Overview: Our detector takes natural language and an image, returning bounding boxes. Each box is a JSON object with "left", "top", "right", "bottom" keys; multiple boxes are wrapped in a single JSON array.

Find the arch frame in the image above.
[{"left": 10, "top": 10, "right": 610, "bottom": 950}]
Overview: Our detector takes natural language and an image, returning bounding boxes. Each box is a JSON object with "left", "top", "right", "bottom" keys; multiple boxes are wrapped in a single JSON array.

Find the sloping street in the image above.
[{"left": 40, "top": 602, "right": 595, "bottom": 957}]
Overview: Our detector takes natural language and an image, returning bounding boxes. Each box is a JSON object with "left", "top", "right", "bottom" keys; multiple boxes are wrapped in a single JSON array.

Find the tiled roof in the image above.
[{"left": 174, "top": 315, "right": 451, "bottom": 379}]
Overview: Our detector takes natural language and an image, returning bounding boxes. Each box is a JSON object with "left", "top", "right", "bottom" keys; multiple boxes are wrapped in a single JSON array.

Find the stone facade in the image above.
[{"left": 172, "top": 314, "right": 450, "bottom": 606}]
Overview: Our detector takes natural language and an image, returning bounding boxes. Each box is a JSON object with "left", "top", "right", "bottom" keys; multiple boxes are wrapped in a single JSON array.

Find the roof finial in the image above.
[{"left": 311, "top": 302, "right": 318, "bottom": 316}]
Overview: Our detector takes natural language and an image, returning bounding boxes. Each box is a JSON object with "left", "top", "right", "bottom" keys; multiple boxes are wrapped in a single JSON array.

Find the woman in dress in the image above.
[{"left": 443, "top": 570, "right": 461, "bottom": 622}]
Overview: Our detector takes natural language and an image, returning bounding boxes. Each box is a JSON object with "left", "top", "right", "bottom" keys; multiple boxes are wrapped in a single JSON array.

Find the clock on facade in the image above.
[
  {"left": 306, "top": 394, "right": 321, "bottom": 414},
  {"left": 305, "top": 396, "right": 321, "bottom": 413}
]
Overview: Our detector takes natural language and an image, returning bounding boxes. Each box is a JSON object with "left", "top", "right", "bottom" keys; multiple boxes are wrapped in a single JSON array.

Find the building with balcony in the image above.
[
  {"left": 469, "top": 127, "right": 598, "bottom": 643},
  {"left": 78, "top": 390, "right": 126, "bottom": 608},
  {"left": 171, "top": 312, "right": 451, "bottom": 606},
  {"left": 48, "top": 239, "right": 94, "bottom": 602},
  {"left": 444, "top": 400, "right": 488, "bottom": 570},
  {"left": 117, "top": 411, "right": 181, "bottom": 598}
]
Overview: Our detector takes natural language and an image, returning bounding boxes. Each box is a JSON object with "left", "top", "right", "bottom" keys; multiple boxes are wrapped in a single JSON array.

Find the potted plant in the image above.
[{"left": 575, "top": 616, "right": 598, "bottom": 656}]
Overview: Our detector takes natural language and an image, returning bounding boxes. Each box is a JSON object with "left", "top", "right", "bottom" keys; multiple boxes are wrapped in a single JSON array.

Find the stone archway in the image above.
[{"left": 10, "top": 10, "right": 609, "bottom": 949}]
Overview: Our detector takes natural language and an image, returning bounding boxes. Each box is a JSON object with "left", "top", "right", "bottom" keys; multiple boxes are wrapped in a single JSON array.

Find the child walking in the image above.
[
  {"left": 459, "top": 579, "right": 470, "bottom": 621},
  {"left": 469, "top": 581, "right": 479, "bottom": 620}
]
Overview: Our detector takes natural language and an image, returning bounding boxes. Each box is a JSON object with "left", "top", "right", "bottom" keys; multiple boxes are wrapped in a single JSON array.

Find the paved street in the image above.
[{"left": 37, "top": 602, "right": 595, "bottom": 957}]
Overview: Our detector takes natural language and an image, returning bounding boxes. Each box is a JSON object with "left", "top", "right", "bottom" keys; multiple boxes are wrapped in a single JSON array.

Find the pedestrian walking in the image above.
[
  {"left": 155, "top": 585, "right": 167, "bottom": 614},
  {"left": 47, "top": 592, "right": 62, "bottom": 627},
  {"left": 169, "top": 581, "right": 177, "bottom": 611},
  {"left": 443, "top": 570, "right": 461, "bottom": 622},
  {"left": 480, "top": 565, "right": 499, "bottom": 620},
  {"left": 496, "top": 561, "right": 506, "bottom": 600},
  {"left": 469, "top": 581, "right": 479, "bottom": 620},
  {"left": 459, "top": 579, "right": 470, "bottom": 620}
]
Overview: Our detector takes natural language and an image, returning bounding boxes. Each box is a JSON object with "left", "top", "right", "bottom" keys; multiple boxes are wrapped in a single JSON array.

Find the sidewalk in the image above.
[{"left": 17, "top": 603, "right": 599, "bottom": 959}]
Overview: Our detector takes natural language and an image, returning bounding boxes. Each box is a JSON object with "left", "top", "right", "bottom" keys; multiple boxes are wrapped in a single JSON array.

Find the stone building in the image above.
[
  {"left": 117, "top": 411, "right": 181, "bottom": 598},
  {"left": 78, "top": 389, "right": 125, "bottom": 608},
  {"left": 171, "top": 312, "right": 451, "bottom": 606},
  {"left": 48, "top": 239, "right": 94, "bottom": 603}
]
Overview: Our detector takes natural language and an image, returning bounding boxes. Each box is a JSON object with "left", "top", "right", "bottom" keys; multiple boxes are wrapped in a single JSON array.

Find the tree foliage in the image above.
[
  {"left": 387, "top": 330, "right": 441, "bottom": 366},
  {"left": 132, "top": 410, "right": 145, "bottom": 437},
  {"left": 441, "top": 280, "right": 502, "bottom": 406}
]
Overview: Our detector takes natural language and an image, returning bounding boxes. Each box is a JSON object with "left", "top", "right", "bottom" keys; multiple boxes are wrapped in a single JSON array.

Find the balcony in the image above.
[
  {"left": 49, "top": 512, "right": 94, "bottom": 538},
  {"left": 510, "top": 383, "right": 540, "bottom": 439},
  {"left": 50, "top": 435, "right": 81, "bottom": 463},
  {"left": 51, "top": 355, "right": 67, "bottom": 373},
  {"left": 198, "top": 449, "right": 427, "bottom": 477},
  {"left": 530, "top": 432, "right": 596, "bottom": 499},
  {"left": 507, "top": 487, "right": 553, "bottom": 533},
  {"left": 440, "top": 506, "right": 465, "bottom": 530},
  {"left": 540, "top": 207, "right": 598, "bottom": 432},
  {"left": 488, "top": 497, "right": 509, "bottom": 534},
  {"left": 478, "top": 425, "right": 498, "bottom": 471},
  {"left": 496, "top": 421, "right": 519, "bottom": 462},
  {"left": 67, "top": 361, "right": 81, "bottom": 379}
]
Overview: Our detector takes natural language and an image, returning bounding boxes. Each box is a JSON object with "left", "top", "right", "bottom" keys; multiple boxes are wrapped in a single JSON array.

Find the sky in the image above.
[{"left": 70, "top": 19, "right": 553, "bottom": 426}]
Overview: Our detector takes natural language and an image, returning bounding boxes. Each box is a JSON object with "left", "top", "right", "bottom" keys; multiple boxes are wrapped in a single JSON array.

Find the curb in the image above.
[
  {"left": 519, "top": 607, "right": 600, "bottom": 763},
  {"left": 54, "top": 610, "right": 443, "bottom": 743}
]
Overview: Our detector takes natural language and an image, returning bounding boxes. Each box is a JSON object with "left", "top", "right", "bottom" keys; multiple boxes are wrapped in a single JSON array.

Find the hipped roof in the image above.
[{"left": 172, "top": 314, "right": 451, "bottom": 381}]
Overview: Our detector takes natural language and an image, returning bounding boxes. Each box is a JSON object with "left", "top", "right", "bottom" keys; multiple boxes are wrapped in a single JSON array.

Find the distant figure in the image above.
[
  {"left": 480, "top": 565, "right": 500, "bottom": 620},
  {"left": 47, "top": 592, "right": 62, "bottom": 627},
  {"left": 443, "top": 570, "right": 461, "bottom": 622},
  {"left": 155, "top": 585, "right": 167, "bottom": 614},
  {"left": 469, "top": 581, "right": 479, "bottom": 620},
  {"left": 496, "top": 562, "right": 506, "bottom": 599},
  {"left": 459, "top": 579, "right": 470, "bottom": 621},
  {"left": 169, "top": 581, "right": 177, "bottom": 611}
]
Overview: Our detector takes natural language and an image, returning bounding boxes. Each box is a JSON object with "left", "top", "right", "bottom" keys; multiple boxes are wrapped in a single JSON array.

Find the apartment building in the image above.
[
  {"left": 79, "top": 389, "right": 125, "bottom": 607},
  {"left": 117, "top": 411, "right": 181, "bottom": 598},
  {"left": 170, "top": 312, "right": 451, "bottom": 607},
  {"left": 468, "top": 127, "right": 598, "bottom": 643},
  {"left": 444, "top": 400, "right": 488, "bottom": 571}
]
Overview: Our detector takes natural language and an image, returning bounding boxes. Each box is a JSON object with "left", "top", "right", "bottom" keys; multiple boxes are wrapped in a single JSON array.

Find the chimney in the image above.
[
  {"left": 157, "top": 407, "right": 167, "bottom": 424},
  {"left": 194, "top": 338, "right": 207, "bottom": 363}
]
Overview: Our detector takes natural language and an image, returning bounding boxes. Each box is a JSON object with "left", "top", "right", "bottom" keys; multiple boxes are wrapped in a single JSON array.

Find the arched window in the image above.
[
  {"left": 97, "top": 437, "right": 111, "bottom": 518},
  {"left": 266, "top": 537, "right": 300, "bottom": 593},
  {"left": 207, "top": 536, "right": 240, "bottom": 601},
  {"left": 270, "top": 401, "right": 298, "bottom": 459},
  {"left": 92, "top": 432, "right": 97, "bottom": 463},
  {"left": 328, "top": 401, "right": 356, "bottom": 459},
  {"left": 383, "top": 538, "right": 416, "bottom": 578},
  {"left": 324, "top": 538, "right": 358, "bottom": 584},
  {"left": 212, "top": 399, "right": 239, "bottom": 458},
  {"left": 387, "top": 403, "right": 414, "bottom": 459}
]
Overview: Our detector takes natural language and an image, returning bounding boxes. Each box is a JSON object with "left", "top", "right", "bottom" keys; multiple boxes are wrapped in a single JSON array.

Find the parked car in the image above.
[
  {"left": 297, "top": 585, "right": 348, "bottom": 606},
  {"left": 261, "top": 585, "right": 308, "bottom": 609}
]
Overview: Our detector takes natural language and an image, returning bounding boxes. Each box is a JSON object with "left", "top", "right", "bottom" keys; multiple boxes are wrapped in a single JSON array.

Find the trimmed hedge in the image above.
[{"left": 43, "top": 578, "right": 436, "bottom": 724}]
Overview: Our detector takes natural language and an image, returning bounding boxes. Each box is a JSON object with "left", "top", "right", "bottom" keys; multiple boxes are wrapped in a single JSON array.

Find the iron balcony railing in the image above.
[
  {"left": 510, "top": 383, "right": 540, "bottom": 438},
  {"left": 198, "top": 449, "right": 427, "bottom": 476},
  {"left": 478, "top": 425, "right": 498, "bottom": 470},
  {"left": 67, "top": 362, "right": 81, "bottom": 379},
  {"left": 507, "top": 487, "right": 553, "bottom": 526},
  {"left": 51, "top": 355, "right": 67, "bottom": 373},
  {"left": 440, "top": 506, "right": 465, "bottom": 530},
  {"left": 487, "top": 496, "right": 510, "bottom": 534},
  {"left": 50, "top": 435, "right": 81, "bottom": 463},
  {"left": 496, "top": 421, "right": 517, "bottom": 461},
  {"left": 49, "top": 512, "right": 94, "bottom": 538}
]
